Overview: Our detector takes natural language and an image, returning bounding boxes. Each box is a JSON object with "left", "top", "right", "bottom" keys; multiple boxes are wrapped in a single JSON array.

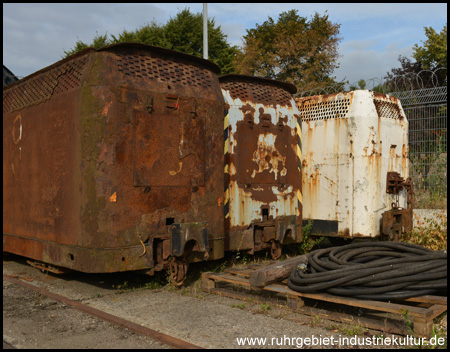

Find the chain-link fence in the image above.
[{"left": 390, "top": 86, "right": 447, "bottom": 208}]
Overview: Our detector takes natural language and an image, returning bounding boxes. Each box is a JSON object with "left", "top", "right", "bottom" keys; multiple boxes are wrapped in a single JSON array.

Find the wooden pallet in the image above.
[{"left": 202, "top": 265, "right": 447, "bottom": 338}]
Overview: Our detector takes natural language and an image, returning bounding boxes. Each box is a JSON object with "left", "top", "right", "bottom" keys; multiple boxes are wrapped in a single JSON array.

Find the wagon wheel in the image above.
[
  {"left": 169, "top": 256, "right": 188, "bottom": 287},
  {"left": 270, "top": 240, "right": 282, "bottom": 260}
]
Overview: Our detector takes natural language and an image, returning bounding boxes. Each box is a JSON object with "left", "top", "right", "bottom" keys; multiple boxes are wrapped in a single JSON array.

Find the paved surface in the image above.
[{"left": 3, "top": 254, "right": 446, "bottom": 349}]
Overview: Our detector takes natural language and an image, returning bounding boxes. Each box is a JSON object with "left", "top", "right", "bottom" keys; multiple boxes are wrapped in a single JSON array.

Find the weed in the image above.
[
  {"left": 401, "top": 212, "right": 447, "bottom": 250},
  {"left": 260, "top": 302, "right": 272, "bottom": 312},
  {"left": 231, "top": 303, "right": 246, "bottom": 309},
  {"left": 113, "top": 280, "right": 128, "bottom": 290},
  {"left": 297, "top": 220, "right": 324, "bottom": 255},
  {"left": 339, "top": 323, "right": 368, "bottom": 336},
  {"left": 400, "top": 308, "right": 414, "bottom": 335},
  {"left": 309, "top": 315, "right": 321, "bottom": 327}
]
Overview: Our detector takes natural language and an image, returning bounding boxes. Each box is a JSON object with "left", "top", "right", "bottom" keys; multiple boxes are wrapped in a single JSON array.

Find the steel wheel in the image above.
[
  {"left": 270, "top": 240, "right": 282, "bottom": 260},
  {"left": 169, "top": 256, "right": 188, "bottom": 287}
]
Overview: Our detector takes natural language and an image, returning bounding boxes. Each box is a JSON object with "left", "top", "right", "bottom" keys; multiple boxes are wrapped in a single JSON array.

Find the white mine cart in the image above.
[{"left": 295, "top": 90, "right": 413, "bottom": 240}]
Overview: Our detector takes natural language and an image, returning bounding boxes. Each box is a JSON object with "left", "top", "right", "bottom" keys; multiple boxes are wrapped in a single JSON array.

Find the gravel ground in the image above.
[
  {"left": 3, "top": 279, "right": 172, "bottom": 349},
  {"left": 3, "top": 254, "right": 447, "bottom": 349}
]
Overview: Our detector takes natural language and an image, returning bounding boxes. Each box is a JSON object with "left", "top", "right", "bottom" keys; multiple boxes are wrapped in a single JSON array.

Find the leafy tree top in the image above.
[
  {"left": 63, "top": 9, "right": 239, "bottom": 74},
  {"left": 412, "top": 24, "right": 447, "bottom": 70},
  {"left": 234, "top": 9, "right": 344, "bottom": 93}
]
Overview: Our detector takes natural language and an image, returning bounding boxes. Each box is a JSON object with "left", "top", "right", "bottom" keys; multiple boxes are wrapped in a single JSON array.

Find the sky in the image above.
[{"left": 3, "top": 3, "right": 447, "bottom": 90}]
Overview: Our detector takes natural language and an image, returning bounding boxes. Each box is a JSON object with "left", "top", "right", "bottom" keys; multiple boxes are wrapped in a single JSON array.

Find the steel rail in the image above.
[{"left": 3, "top": 275, "right": 202, "bottom": 349}]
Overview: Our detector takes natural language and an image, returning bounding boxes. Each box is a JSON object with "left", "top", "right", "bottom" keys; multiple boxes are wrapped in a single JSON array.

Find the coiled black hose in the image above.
[{"left": 287, "top": 241, "right": 447, "bottom": 301}]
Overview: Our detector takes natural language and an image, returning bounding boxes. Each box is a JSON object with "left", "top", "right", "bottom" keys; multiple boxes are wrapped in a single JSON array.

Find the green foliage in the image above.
[
  {"left": 413, "top": 24, "right": 447, "bottom": 70},
  {"left": 297, "top": 220, "right": 323, "bottom": 254},
  {"left": 235, "top": 9, "right": 345, "bottom": 93},
  {"left": 111, "top": 23, "right": 169, "bottom": 48},
  {"left": 63, "top": 32, "right": 109, "bottom": 57},
  {"left": 231, "top": 303, "right": 246, "bottom": 309},
  {"left": 401, "top": 212, "right": 447, "bottom": 251},
  {"left": 260, "top": 302, "right": 272, "bottom": 312},
  {"left": 385, "top": 24, "right": 447, "bottom": 89},
  {"left": 349, "top": 79, "right": 367, "bottom": 91},
  {"left": 400, "top": 308, "right": 414, "bottom": 335},
  {"left": 63, "top": 8, "right": 239, "bottom": 74}
]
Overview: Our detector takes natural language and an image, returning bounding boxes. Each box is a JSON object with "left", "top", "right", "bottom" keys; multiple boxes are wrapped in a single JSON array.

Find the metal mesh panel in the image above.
[
  {"left": 397, "top": 86, "right": 447, "bottom": 206},
  {"left": 116, "top": 53, "right": 214, "bottom": 88},
  {"left": 220, "top": 80, "right": 292, "bottom": 105},
  {"left": 3, "top": 56, "right": 88, "bottom": 113},
  {"left": 297, "top": 98, "right": 350, "bottom": 121},
  {"left": 373, "top": 99, "right": 403, "bottom": 120}
]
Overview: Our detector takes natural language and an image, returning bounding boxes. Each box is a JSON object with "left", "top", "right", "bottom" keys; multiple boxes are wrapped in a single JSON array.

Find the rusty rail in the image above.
[{"left": 3, "top": 275, "right": 202, "bottom": 349}]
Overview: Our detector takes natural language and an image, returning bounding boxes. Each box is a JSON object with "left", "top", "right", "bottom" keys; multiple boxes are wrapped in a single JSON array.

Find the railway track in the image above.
[{"left": 3, "top": 275, "right": 201, "bottom": 349}]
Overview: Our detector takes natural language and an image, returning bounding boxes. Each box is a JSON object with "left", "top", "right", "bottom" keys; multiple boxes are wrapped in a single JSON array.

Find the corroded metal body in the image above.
[
  {"left": 220, "top": 75, "right": 303, "bottom": 257},
  {"left": 296, "top": 90, "right": 411, "bottom": 238},
  {"left": 3, "top": 43, "right": 225, "bottom": 275}
]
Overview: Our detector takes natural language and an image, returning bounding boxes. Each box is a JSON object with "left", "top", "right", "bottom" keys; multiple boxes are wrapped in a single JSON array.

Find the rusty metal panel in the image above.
[
  {"left": 132, "top": 96, "right": 206, "bottom": 187},
  {"left": 3, "top": 43, "right": 225, "bottom": 273},
  {"left": 220, "top": 75, "right": 302, "bottom": 253},
  {"left": 296, "top": 90, "right": 409, "bottom": 238}
]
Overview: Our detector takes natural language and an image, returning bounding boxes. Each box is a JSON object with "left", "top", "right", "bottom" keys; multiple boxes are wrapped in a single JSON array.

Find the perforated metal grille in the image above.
[
  {"left": 373, "top": 99, "right": 402, "bottom": 119},
  {"left": 298, "top": 98, "right": 351, "bottom": 121},
  {"left": 116, "top": 53, "right": 214, "bottom": 88},
  {"left": 3, "top": 57, "right": 87, "bottom": 113},
  {"left": 220, "top": 81, "right": 292, "bottom": 105}
]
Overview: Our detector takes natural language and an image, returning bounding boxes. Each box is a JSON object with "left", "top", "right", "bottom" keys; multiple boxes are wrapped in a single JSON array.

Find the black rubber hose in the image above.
[{"left": 287, "top": 241, "right": 447, "bottom": 301}]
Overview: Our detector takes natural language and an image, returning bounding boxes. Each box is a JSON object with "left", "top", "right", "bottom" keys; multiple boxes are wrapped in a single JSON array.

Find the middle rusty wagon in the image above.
[{"left": 220, "top": 75, "right": 303, "bottom": 259}]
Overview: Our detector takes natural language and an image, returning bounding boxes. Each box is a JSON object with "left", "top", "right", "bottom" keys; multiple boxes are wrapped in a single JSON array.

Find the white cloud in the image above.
[{"left": 335, "top": 40, "right": 415, "bottom": 85}]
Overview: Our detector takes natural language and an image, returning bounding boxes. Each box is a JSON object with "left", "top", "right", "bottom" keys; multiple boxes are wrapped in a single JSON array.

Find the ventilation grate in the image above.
[
  {"left": 373, "top": 99, "right": 402, "bottom": 120},
  {"left": 221, "top": 81, "right": 292, "bottom": 105},
  {"left": 116, "top": 53, "right": 214, "bottom": 88},
  {"left": 298, "top": 98, "right": 351, "bottom": 121},
  {"left": 3, "top": 56, "right": 87, "bottom": 113}
]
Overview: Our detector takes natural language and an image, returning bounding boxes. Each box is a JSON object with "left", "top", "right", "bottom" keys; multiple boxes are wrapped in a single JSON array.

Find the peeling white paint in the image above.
[{"left": 297, "top": 90, "right": 409, "bottom": 237}]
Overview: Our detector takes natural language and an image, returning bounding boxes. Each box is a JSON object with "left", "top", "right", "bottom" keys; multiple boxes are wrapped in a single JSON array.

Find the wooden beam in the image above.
[{"left": 249, "top": 254, "right": 308, "bottom": 288}]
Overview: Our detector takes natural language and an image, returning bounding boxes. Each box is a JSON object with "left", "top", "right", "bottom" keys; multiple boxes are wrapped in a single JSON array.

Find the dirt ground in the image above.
[{"left": 3, "top": 254, "right": 447, "bottom": 349}]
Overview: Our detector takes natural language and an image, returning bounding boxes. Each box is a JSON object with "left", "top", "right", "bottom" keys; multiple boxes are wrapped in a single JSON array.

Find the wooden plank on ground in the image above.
[
  {"left": 262, "top": 282, "right": 434, "bottom": 319},
  {"left": 249, "top": 254, "right": 308, "bottom": 289},
  {"left": 202, "top": 272, "right": 252, "bottom": 288},
  {"left": 202, "top": 265, "right": 447, "bottom": 339},
  {"left": 404, "top": 295, "right": 447, "bottom": 306}
]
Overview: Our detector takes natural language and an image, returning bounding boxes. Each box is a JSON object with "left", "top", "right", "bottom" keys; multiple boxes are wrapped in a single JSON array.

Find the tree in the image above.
[
  {"left": 412, "top": 24, "right": 447, "bottom": 70},
  {"left": 234, "top": 10, "right": 344, "bottom": 93},
  {"left": 63, "top": 32, "right": 110, "bottom": 57},
  {"left": 110, "top": 23, "right": 169, "bottom": 48},
  {"left": 349, "top": 79, "right": 367, "bottom": 91},
  {"left": 63, "top": 9, "right": 239, "bottom": 74},
  {"left": 384, "top": 24, "right": 447, "bottom": 90},
  {"left": 163, "top": 9, "right": 239, "bottom": 74}
]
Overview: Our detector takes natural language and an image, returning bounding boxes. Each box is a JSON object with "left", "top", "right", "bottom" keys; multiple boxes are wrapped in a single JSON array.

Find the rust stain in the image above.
[
  {"left": 101, "top": 101, "right": 113, "bottom": 116},
  {"left": 221, "top": 74, "right": 301, "bottom": 249}
]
